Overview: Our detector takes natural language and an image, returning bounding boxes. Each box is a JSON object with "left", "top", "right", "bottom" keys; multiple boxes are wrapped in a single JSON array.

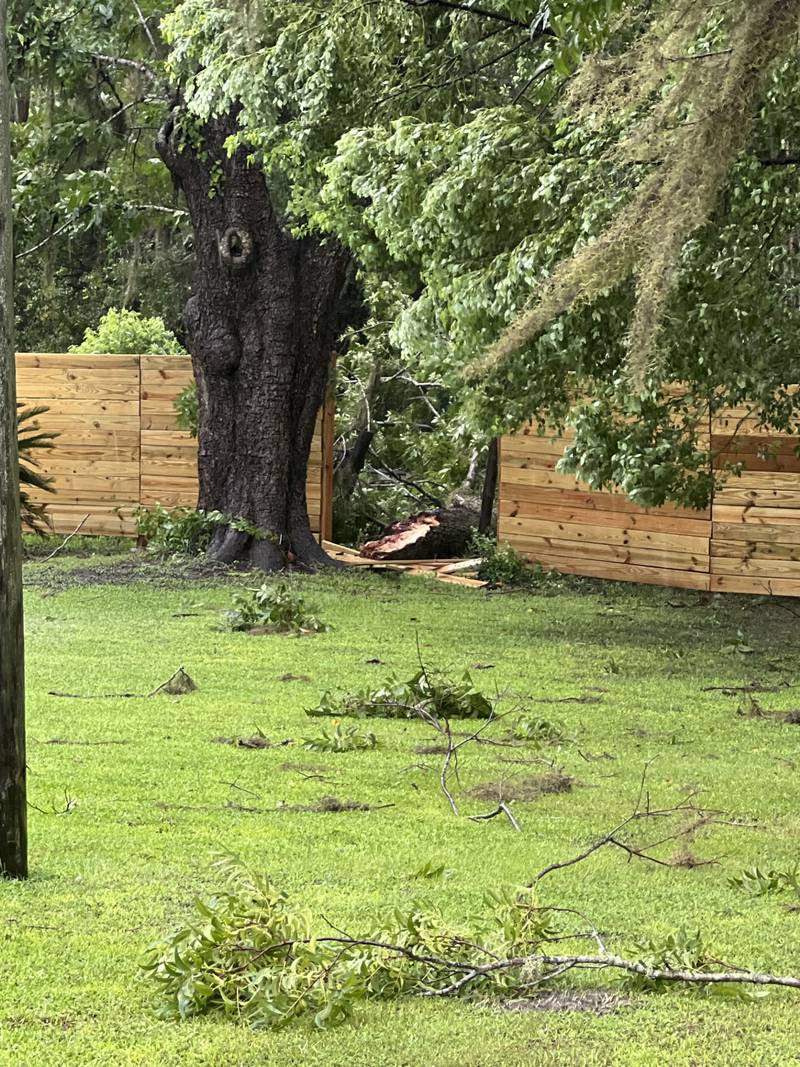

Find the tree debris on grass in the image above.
[
  {"left": 211, "top": 731, "right": 293, "bottom": 750},
  {"left": 467, "top": 773, "right": 574, "bottom": 804},
  {"left": 42, "top": 738, "right": 130, "bottom": 746},
  {"left": 150, "top": 667, "right": 197, "bottom": 696},
  {"left": 48, "top": 666, "right": 198, "bottom": 700},
  {"left": 736, "top": 693, "right": 800, "bottom": 724},
  {"left": 278, "top": 796, "right": 393, "bottom": 814},
  {"left": 307, "top": 668, "right": 493, "bottom": 721},
  {"left": 143, "top": 790, "right": 800, "bottom": 1034}
]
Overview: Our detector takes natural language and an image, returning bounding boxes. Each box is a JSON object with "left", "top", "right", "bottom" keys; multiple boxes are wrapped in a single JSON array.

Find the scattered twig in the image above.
[
  {"left": 37, "top": 515, "right": 90, "bottom": 562},
  {"left": 468, "top": 802, "right": 522, "bottom": 832},
  {"left": 28, "top": 791, "right": 78, "bottom": 816},
  {"left": 531, "top": 766, "right": 721, "bottom": 886},
  {"left": 49, "top": 690, "right": 144, "bottom": 699}
]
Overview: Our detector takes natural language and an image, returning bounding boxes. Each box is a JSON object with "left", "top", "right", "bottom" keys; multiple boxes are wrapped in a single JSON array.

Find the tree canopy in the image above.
[
  {"left": 10, "top": 0, "right": 190, "bottom": 349},
  {"left": 157, "top": 0, "right": 800, "bottom": 509}
]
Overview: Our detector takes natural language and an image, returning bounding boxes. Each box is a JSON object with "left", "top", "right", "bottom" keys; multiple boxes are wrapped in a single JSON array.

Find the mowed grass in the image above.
[{"left": 2, "top": 551, "right": 800, "bottom": 1066}]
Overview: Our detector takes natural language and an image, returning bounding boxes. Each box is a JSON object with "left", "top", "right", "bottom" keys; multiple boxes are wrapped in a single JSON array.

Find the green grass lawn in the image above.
[{"left": 2, "top": 549, "right": 800, "bottom": 1065}]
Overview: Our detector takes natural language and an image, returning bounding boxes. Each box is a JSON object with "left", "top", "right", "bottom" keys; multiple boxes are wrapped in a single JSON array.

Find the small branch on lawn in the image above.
[
  {"left": 531, "top": 765, "right": 722, "bottom": 885},
  {"left": 38, "top": 514, "right": 89, "bottom": 562},
  {"left": 418, "top": 951, "right": 800, "bottom": 997},
  {"left": 469, "top": 802, "right": 521, "bottom": 831},
  {"left": 234, "top": 933, "right": 800, "bottom": 996}
]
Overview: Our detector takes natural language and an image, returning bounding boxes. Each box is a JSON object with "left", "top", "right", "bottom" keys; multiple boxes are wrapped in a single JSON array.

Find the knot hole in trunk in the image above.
[{"left": 219, "top": 226, "right": 254, "bottom": 272}]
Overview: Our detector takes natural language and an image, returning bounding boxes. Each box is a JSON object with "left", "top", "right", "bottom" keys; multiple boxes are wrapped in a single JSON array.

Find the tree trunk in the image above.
[
  {"left": 157, "top": 109, "right": 353, "bottom": 568},
  {"left": 0, "top": 0, "right": 27, "bottom": 879},
  {"left": 478, "top": 437, "right": 499, "bottom": 535}
]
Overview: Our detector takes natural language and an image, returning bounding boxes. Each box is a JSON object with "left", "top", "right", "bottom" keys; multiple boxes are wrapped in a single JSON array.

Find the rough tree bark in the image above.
[
  {"left": 157, "top": 109, "right": 353, "bottom": 568},
  {"left": 0, "top": 0, "right": 27, "bottom": 879}
]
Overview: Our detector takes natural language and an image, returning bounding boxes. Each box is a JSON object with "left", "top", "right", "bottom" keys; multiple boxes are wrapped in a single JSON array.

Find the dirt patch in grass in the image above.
[
  {"left": 24, "top": 555, "right": 243, "bottom": 593},
  {"left": 211, "top": 735, "right": 293, "bottom": 749},
  {"left": 737, "top": 694, "right": 800, "bottom": 724},
  {"left": 502, "top": 990, "right": 631, "bottom": 1015},
  {"left": 467, "top": 772, "right": 573, "bottom": 803},
  {"left": 279, "top": 761, "right": 329, "bottom": 774},
  {"left": 42, "top": 738, "right": 129, "bottom": 746},
  {"left": 280, "top": 795, "right": 387, "bottom": 813}
]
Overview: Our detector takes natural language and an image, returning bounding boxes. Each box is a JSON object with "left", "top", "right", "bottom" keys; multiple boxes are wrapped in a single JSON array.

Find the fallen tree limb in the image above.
[{"left": 37, "top": 514, "right": 90, "bottom": 562}]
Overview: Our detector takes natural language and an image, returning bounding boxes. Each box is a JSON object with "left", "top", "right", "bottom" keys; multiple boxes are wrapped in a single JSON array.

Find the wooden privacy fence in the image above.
[
  {"left": 499, "top": 404, "right": 800, "bottom": 597},
  {"left": 16, "top": 353, "right": 334, "bottom": 540}
]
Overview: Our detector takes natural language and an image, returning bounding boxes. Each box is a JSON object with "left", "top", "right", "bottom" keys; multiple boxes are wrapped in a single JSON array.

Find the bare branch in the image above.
[{"left": 397, "top": 0, "right": 540, "bottom": 31}]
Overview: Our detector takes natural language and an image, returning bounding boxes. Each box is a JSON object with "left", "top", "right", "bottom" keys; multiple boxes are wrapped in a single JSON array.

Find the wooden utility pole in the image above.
[{"left": 0, "top": 0, "right": 27, "bottom": 879}]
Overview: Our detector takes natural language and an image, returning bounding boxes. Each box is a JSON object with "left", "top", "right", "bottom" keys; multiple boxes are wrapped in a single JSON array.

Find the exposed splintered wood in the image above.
[
  {"left": 0, "top": 3, "right": 27, "bottom": 877},
  {"left": 360, "top": 506, "right": 479, "bottom": 561}
]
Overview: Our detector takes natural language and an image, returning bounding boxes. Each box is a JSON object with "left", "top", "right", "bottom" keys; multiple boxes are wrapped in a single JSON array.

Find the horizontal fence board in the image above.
[
  {"left": 498, "top": 515, "right": 710, "bottom": 554},
  {"left": 44, "top": 505, "right": 138, "bottom": 536},
  {"left": 501, "top": 465, "right": 591, "bottom": 491},
  {"left": 709, "top": 573, "right": 800, "bottom": 595},
  {"left": 17, "top": 370, "right": 139, "bottom": 400},
  {"left": 141, "top": 412, "right": 181, "bottom": 431},
  {"left": 712, "top": 505, "right": 800, "bottom": 525},
  {"left": 17, "top": 353, "right": 140, "bottom": 370},
  {"left": 499, "top": 499, "right": 710, "bottom": 536},
  {"left": 501, "top": 437, "right": 571, "bottom": 459},
  {"left": 497, "top": 481, "right": 710, "bottom": 520},
  {"left": 19, "top": 398, "right": 139, "bottom": 416},
  {"left": 36, "top": 441, "right": 140, "bottom": 461},
  {"left": 712, "top": 521, "right": 800, "bottom": 546},
  {"left": 519, "top": 552, "right": 711, "bottom": 591},
  {"left": 711, "top": 538, "right": 800, "bottom": 561},
  {"left": 710, "top": 556, "right": 800, "bottom": 578},
  {"left": 713, "top": 452, "right": 800, "bottom": 474},
  {"left": 506, "top": 534, "right": 708, "bottom": 571},
  {"left": 710, "top": 433, "right": 799, "bottom": 454},
  {"left": 714, "top": 486, "right": 800, "bottom": 508}
]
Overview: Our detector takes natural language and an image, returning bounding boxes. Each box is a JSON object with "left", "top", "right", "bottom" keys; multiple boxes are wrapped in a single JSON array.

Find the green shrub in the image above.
[
  {"left": 469, "top": 532, "right": 542, "bottom": 586},
  {"left": 307, "top": 668, "right": 493, "bottom": 721},
  {"left": 135, "top": 506, "right": 265, "bottom": 557},
  {"left": 135, "top": 505, "right": 221, "bottom": 556},
  {"left": 223, "top": 583, "right": 330, "bottom": 635},
  {"left": 69, "top": 308, "right": 186, "bottom": 355},
  {"left": 175, "top": 381, "right": 198, "bottom": 435}
]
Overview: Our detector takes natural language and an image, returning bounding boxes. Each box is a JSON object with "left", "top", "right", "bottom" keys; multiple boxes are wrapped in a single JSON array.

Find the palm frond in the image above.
[{"left": 17, "top": 405, "right": 58, "bottom": 534}]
